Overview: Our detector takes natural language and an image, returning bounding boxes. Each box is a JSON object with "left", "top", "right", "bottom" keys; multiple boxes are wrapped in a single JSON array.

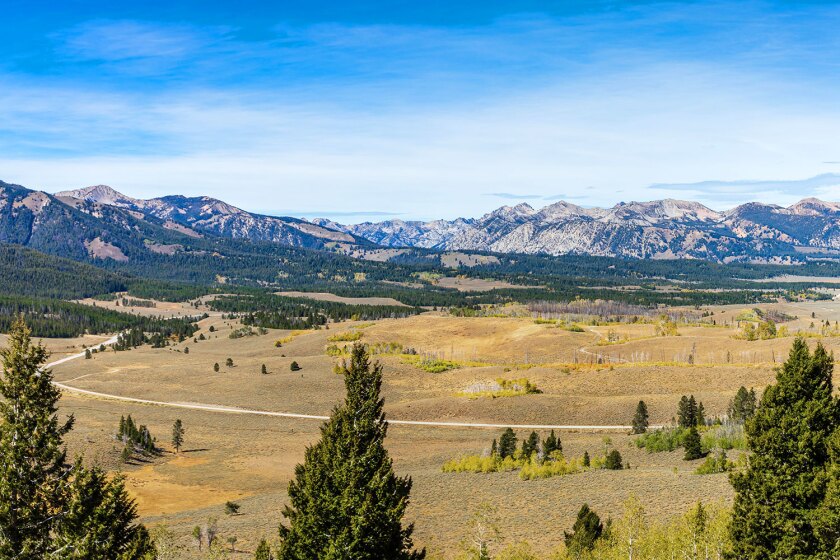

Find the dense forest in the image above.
[
  {"left": 0, "top": 295, "right": 200, "bottom": 338},
  {"left": 208, "top": 294, "right": 421, "bottom": 329}
]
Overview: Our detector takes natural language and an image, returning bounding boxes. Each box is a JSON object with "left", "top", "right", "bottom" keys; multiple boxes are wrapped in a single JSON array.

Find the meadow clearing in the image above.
[{"left": 46, "top": 297, "right": 840, "bottom": 557}]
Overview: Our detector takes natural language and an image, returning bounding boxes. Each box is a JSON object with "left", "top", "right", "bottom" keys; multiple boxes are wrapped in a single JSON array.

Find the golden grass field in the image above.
[{"left": 44, "top": 297, "right": 840, "bottom": 557}]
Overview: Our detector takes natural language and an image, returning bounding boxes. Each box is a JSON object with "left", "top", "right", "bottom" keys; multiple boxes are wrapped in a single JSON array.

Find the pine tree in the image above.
[
  {"left": 53, "top": 461, "right": 155, "bottom": 558},
  {"left": 277, "top": 343, "right": 424, "bottom": 559},
  {"left": 582, "top": 451, "right": 590, "bottom": 468},
  {"left": 677, "top": 395, "right": 690, "bottom": 428},
  {"left": 521, "top": 431, "right": 539, "bottom": 459},
  {"left": 542, "top": 430, "right": 560, "bottom": 459},
  {"left": 728, "top": 386, "right": 757, "bottom": 424},
  {"left": 498, "top": 428, "right": 517, "bottom": 459},
  {"left": 255, "top": 538, "right": 273, "bottom": 559},
  {"left": 815, "top": 429, "right": 840, "bottom": 556},
  {"left": 564, "top": 504, "right": 603, "bottom": 555},
  {"left": 696, "top": 402, "right": 706, "bottom": 427},
  {"left": 172, "top": 419, "right": 185, "bottom": 453},
  {"left": 214, "top": 362, "right": 220, "bottom": 372},
  {"left": 683, "top": 427, "right": 703, "bottom": 460},
  {"left": 0, "top": 316, "right": 151, "bottom": 559},
  {"left": 0, "top": 316, "right": 74, "bottom": 558},
  {"left": 730, "top": 338, "right": 840, "bottom": 559},
  {"left": 632, "top": 400, "right": 649, "bottom": 434},
  {"left": 490, "top": 439, "right": 498, "bottom": 457},
  {"left": 262, "top": 364, "right": 268, "bottom": 375},
  {"left": 604, "top": 449, "right": 623, "bottom": 470}
]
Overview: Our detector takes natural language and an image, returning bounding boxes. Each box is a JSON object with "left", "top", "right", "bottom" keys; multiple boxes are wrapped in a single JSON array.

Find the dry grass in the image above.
[
  {"left": 275, "top": 291, "right": 409, "bottom": 307},
  {"left": 49, "top": 302, "right": 840, "bottom": 557}
]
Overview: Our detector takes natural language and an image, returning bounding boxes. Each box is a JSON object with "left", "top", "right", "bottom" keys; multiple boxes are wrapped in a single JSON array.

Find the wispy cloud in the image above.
[
  {"left": 3, "top": 3, "right": 840, "bottom": 218},
  {"left": 650, "top": 174, "right": 840, "bottom": 198}
]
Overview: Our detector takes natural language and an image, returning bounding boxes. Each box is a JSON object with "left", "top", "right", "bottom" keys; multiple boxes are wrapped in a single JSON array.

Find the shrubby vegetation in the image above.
[
  {"left": 457, "top": 378, "right": 541, "bottom": 398},
  {"left": 442, "top": 429, "right": 621, "bottom": 480}
]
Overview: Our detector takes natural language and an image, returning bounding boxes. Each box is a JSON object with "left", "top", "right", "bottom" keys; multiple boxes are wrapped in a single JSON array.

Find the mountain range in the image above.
[
  {"left": 3, "top": 179, "right": 840, "bottom": 264},
  {"left": 317, "top": 198, "right": 840, "bottom": 263}
]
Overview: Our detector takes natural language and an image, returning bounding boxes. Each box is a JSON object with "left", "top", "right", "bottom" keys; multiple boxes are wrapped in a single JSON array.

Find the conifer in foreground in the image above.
[
  {"left": 0, "top": 315, "right": 74, "bottom": 557},
  {"left": 729, "top": 338, "right": 840, "bottom": 559},
  {"left": 277, "top": 342, "right": 424, "bottom": 559},
  {"left": 0, "top": 316, "right": 153, "bottom": 559}
]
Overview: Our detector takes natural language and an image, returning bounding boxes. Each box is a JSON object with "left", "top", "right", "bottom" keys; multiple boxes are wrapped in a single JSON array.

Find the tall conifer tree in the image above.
[
  {"left": 0, "top": 316, "right": 74, "bottom": 558},
  {"left": 729, "top": 338, "right": 840, "bottom": 559},
  {"left": 0, "top": 316, "right": 152, "bottom": 559},
  {"left": 277, "top": 343, "right": 424, "bottom": 559}
]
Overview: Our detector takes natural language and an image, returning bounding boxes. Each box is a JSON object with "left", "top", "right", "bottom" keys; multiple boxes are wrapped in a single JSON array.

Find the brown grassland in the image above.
[{"left": 44, "top": 297, "right": 840, "bottom": 557}]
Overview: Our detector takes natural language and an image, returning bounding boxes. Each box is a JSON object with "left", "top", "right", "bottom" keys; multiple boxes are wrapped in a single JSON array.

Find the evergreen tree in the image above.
[
  {"left": 730, "top": 338, "right": 840, "bottom": 559},
  {"left": 582, "top": 451, "right": 590, "bottom": 468},
  {"left": 172, "top": 419, "right": 185, "bottom": 453},
  {"left": 53, "top": 461, "right": 155, "bottom": 558},
  {"left": 564, "top": 504, "right": 603, "bottom": 555},
  {"left": 255, "top": 538, "right": 273, "bottom": 560},
  {"left": 815, "top": 429, "right": 840, "bottom": 556},
  {"left": 85, "top": 348, "right": 91, "bottom": 359},
  {"left": 0, "top": 316, "right": 74, "bottom": 558},
  {"left": 677, "top": 395, "right": 690, "bottom": 428},
  {"left": 632, "top": 400, "right": 649, "bottom": 434},
  {"left": 290, "top": 361, "right": 301, "bottom": 372},
  {"left": 277, "top": 343, "right": 424, "bottom": 560},
  {"left": 683, "top": 427, "right": 703, "bottom": 460},
  {"left": 0, "top": 316, "right": 151, "bottom": 559},
  {"left": 498, "top": 428, "right": 517, "bottom": 459},
  {"left": 604, "top": 450, "right": 623, "bottom": 470},
  {"left": 542, "top": 430, "right": 560, "bottom": 459},
  {"left": 490, "top": 439, "right": 498, "bottom": 457},
  {"left": 678, "top": 395, "right": 699, "bottom": 428},
  {"left": 728, "top": 386, "right": 757, "bottom": 424},
  {"left": 213, "top": 362, "right": 220, "bottom": 372},
  {"left": 521, "top": 431, "right": 539, "bottom": 459},
  {"left": 696, "top": 402, "right": 706, "bottom": 427},
  {"left": 262, "top": 364, "right": 268, "bottom": 375}
]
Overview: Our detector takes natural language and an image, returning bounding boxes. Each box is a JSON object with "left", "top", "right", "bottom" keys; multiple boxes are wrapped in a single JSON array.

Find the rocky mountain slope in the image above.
[
  {"left": 316, "top": 198, "right": 840, "bottom": 262},
  {"left": 0, "top": 180, "right": 365, "bottom": 264},
  {"left": 56, "top": 185, "right": 360, "bottom": 247}
]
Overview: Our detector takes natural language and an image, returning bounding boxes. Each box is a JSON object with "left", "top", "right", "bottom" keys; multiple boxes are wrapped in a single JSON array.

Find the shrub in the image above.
[
  {"left": 604, "top": 449, "right": 624, "bottom": 470},
  {"left": 327, "top": 331, "right": 362, "bottom": 342},
  {"left": 635, "top": 427, "right": 687, "bottom": 452},
  {"left": 695, "top": 450, "right": 735, "bottom": 475},
  {"left": 224, "top": 501, "right": 240, "bottom": 515}
]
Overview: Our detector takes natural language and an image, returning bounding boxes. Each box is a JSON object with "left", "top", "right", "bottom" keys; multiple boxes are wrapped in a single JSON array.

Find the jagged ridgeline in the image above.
[{"left": 208, "top": 293, "right": 421, "bottom": 329}]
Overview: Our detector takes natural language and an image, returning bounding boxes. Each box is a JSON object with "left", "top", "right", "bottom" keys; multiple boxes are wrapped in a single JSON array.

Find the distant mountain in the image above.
[
  {"left": 316, "top": 198, "right": 840, "bottom": 262},
  {"left": 6, "top": 178, "right": 840, "bottom": 265},
  {"left": 56, "top": 185, "right": 360, "bottom": 247},
  {"left": 0, "top": 180, "right": 368, "bottom": 266}
]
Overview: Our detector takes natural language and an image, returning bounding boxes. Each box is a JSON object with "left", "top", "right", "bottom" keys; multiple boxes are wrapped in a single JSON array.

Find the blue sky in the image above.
[{"left": 2, "top": 1, "right": 840, "bottom": 221}]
